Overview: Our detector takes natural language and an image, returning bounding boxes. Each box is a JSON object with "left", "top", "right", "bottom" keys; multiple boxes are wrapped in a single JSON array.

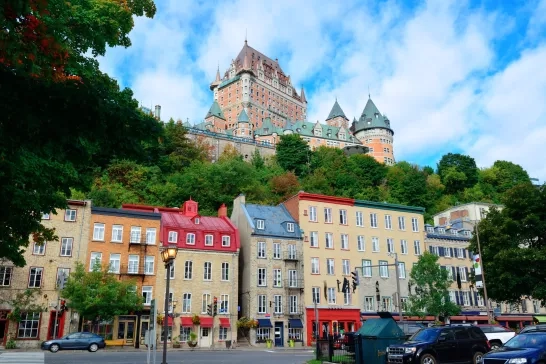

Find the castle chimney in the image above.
[
  {"left": 218, "top": 203, "right": 228, "bottom": 218},
  {"left": 154, "top": 105, "right": 161, "bottom": 120}
]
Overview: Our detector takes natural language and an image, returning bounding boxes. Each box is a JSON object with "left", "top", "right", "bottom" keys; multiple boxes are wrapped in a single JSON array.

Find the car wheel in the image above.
[
  {"left": 420, "top": 354, "right": 437, "bottom": 364},
  {"left": 49, "top": 344, "right": 60, "bottom": 353},
  {"left": 490, "top": 341, "right": 502, "bottom": 350},
  {"left": 88, "top": 343, "right": 99, "bottom": 352},
  {"left": 473, "top": 351, "right": 484, "bottom": 364}
]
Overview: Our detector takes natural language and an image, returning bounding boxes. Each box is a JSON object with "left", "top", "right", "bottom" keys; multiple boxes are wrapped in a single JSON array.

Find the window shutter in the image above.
[
  {"left": 474, "top": 292, "right": 479, "bottom": 306},
  {"left": 451, "top": 267, "right": 457, "bottom": 281},
  {"left": 463, "top": 249, "right": 467, "bottom": 258},
  {"left": 458, "top": 291, "right": 464, "bottom": 305},
  {"left": 451, "top": 247, "right": 455, "bottom": 257},
  {"left": 429, "top": 246, "right": 433, "bottom": 253},
  {"left": 455, "top": 291, "right": 461, "bottom": 305},
  {"left": 465, "top": 267, "right": 469, "bottom": 280},
  {"left": 468, "top": 292, "right": 473, "bottom": 306}
]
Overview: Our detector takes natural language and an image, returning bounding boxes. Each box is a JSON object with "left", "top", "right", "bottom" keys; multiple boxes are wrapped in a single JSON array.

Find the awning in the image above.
[
  {"left": 496, "top": 316, "right": 534, "bottom": 322},
  {"left": 289, "top": 319, "right": 303, "bottom": 328},
  {"left": 534, "top": 316, "right": 546, "bottom": 323},
  {"left": 219, "top": 318, "right": 230, "bottom": 327},
  {"left": 257, "top": 319, "right": 272, "bottom": 328},
  {"left": 200, "top": 317, "right": 213, "bottom": 328},
  {"left": 166, "top": 316, "right": 173, "bottom": 326},
  {"left": 180, "top": 317, "right": 193, "bottom": 327}
]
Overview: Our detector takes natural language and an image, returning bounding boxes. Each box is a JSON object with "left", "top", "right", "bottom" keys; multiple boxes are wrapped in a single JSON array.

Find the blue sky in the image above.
[{"left": 99, "top": 0, "right": 546, "bottom": 181}]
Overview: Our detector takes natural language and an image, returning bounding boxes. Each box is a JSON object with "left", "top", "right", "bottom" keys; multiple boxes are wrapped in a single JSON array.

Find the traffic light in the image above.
[
  {"left": 342, "top": 278, "right": 349, "bottom": 294},
  {"left": 351, "top": 270, "right": 360, "bottom": 293},
  {"left": 60, "top": 300, "right": 67, "bottom": 312},
  {"left": 207, "top": 304, "right": 212, "bottom": 316},
  {"left": 213, "top": 296, "right": 218, "bottom": 316}
]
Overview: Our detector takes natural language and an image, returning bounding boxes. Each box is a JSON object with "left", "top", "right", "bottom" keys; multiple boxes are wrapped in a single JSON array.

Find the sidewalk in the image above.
[{"left": 1, "top": 346, "right": 313, "bottom": 353}]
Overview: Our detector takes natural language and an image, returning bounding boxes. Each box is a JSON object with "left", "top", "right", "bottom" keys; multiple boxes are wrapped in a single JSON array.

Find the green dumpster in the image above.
[{"left": 355, "top": 312, "right": 405, "bottom": 364}]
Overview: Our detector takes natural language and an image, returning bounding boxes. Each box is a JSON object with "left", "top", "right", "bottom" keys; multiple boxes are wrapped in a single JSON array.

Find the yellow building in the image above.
[
  {"left": 0, "top": 200, "right": 91, "bottom": 348},
  {"left": 282, "top": 192, "right": 424, "bottom": 344}
]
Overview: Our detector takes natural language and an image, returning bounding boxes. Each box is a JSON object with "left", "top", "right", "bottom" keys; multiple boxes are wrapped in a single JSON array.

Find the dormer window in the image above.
[
  {"left": 194, "top": 218, "right": 200, "bottom": 225},
  {"left": 256, "top": 219, "right": 265, "bottom": 230},
  {"left": 426, "top": 227, "right": 434, "bottom": 233},
  {"left": 463, "top": 231, "right": 471, "bottom": 237},
  {"left": 438, "top": 228, "right": 445, "bottom": 234},
  {"left": 451, "top": 230, "right": 458, "bottom": 235},
  {"left": 287, "top": 223, "right": 294, "bottom": 232}
]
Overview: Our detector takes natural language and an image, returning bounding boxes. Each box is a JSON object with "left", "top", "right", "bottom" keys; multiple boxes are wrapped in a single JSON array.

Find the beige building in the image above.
[
  {"left": 433, "top": 202, "right": 503, "bottom": 227},
  {"left": 0, "top": 200, "right": 91, "bottom": 348},
  {"left": 282, "top": 192, "right": 425, "bottom": 344},
  {"left": 231, "top": 195, "right": 304, "bottom": 347}
]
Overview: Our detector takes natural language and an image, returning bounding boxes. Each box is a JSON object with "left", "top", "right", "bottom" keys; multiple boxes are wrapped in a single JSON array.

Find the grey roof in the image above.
[
  {"left": 92, "top": 207, "right": 161, "bottom": 220},
  {"left": 243, "top": 203, "right": 301, "bottom": 239},
  {"left": 326, "top": 100, "right": 348, "bottom": 121},
  {"left": 205, "top": 100, "right": 225, "bottom": 120},
  {"left": 353, "top": 98, "right": 393, "bottom": 134},
  {"left": 237, "top": 108, "right": 250, "bottom": 123}
]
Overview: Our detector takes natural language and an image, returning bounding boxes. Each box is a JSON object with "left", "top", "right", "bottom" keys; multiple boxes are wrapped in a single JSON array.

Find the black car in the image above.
[
  {"left": 387, "top": 325, "right": 490, "bottom": 364},
  {"left": 482, "top": 332, "right": 546, "bottom": 364},
  {"left": 41, "top": 332, "right": 106, "bottom": 353}
]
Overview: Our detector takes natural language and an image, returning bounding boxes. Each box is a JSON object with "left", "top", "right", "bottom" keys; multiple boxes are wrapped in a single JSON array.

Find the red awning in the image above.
[
  {"left": 219, "top": 318, "right": 230, "bottom": 327},
  {"left": 200, "top": 317, "right": 213, "bottom": 328},
  {"left": 180, "top": 317, "right": 193, "bottom": 327},
  {"left": 496, "top": 316, "right": 534, "bottom": 322},
  {"left": 166, "top": 316, "right": 173, "bottom": 326},
  {"left": 466, "top": 316, "right": 488, "bottom": 321}
]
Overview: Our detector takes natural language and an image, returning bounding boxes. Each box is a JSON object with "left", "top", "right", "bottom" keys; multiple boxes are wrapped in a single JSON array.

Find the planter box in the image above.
[{"left": 105, "top": 339, "right": 125, "bottom": 347}]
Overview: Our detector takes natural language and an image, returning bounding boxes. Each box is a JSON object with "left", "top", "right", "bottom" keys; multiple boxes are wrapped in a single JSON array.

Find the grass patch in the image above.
[{"left": 306, "top": 360, "right": 322, "bottom": 364}]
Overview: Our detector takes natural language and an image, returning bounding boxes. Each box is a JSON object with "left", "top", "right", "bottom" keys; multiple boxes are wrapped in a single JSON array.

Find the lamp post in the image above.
[
  {"left": 466, "top": 218, "right": 492, "bottom": 322},
  {"left": 161, "top": 245, "right": 178, "bottom": 364}
]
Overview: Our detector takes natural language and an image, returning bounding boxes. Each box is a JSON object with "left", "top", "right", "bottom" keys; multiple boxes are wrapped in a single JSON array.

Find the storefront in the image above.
[
  {"left": 496, "top": 315, "right": 534, "bottom": 330},
  {"left": 305, "top": 308, "right": 361, "bottom": 346}
]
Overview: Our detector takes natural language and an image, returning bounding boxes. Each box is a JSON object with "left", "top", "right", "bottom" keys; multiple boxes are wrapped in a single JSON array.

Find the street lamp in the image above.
[{"left": 161, "top": 245, "right": 178, "bottom": 364}]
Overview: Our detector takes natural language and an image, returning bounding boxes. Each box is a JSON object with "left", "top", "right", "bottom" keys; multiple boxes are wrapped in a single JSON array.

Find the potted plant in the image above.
[
  {"left": 188, "top": 332, "right": 198, "bottom": 349},
  {"left": 265, "top": 338, "right": 273, "bottom": 348},
  {"left": 191, "top": 314, "right": 200, "bottom": 326},
  {"left": 172, "top": 335, "right": 181, "bottom": 348}
]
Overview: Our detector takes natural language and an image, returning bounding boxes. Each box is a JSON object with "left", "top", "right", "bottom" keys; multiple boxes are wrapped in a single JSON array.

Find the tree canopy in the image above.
[
  {"left": 275, "top": 134, "right": 310, "bottom": 176},
  {"left": 437, "top": 153, "right": 479, "bottom": 194}
]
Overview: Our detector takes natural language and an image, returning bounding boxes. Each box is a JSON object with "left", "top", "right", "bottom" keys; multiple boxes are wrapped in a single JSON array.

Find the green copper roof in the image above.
[
  {"left": 237, "top": 108, "right": 250, "bottom": 123},
  {"left": 205, "top": 100, "right": 226, "bottom": 120},
  {"left": 354, "top": 98, "right": 393, "bottom": 134},
  {"left": 254, "top": 117, "right": 283, "bottom": 136},
  {"left": 326, "top": 100, "right": 348, "bottom": 121},
  {"left": 354, "top": 199, "right": 425, "bottom": 214}
]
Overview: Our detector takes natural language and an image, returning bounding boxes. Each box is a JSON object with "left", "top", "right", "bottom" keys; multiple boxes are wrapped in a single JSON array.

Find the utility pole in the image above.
[
  {"left": 314, "top": 296, "right": 319, "bottom": 357},
  {"left": 475, "top": 223, "right": 492, "bottom": 322},
  {"left": 393, "top": 253, "right": 404, "bottom": 323}
]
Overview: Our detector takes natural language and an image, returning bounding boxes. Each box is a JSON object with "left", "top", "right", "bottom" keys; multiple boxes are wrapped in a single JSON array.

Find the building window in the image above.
[
  {"left": 327, "top": 287, "right": 336, "bottom": 304},
  {"left": 222, "top": 236, "right": 231, "bottom": 247},
  {"left": 181, "top": 293, "right": 191, "bottom": 313},
  {"left": 220, "top": 294, "right": 229, "bottom": 314},
  {"left": 130, "top": 226, "right": 141, "bottom": 244},
  {"left": 449, "top": 291, "right": 457, "bottom": 303},
  {"left": 41, "top": 213, "right": 50, "bottom": 220},
  {"left": 146, "top": 228, "right": 156, "bottom": 244},
  {"left": 0, "top": 266, "right": 13, "bottom": 286},
  {"left": 274, "top": 295, "right": 283, "bottom": 314},
  {"left": 372, "top": 237, "right": 380, "bottom": 252},
  {"left": 219, "top": 327, "right": 228, "bottom": 340},
  {"left": 379, "top": 261, "right": 389, "bottom": 278},
  {"left": 221, "top": 262, "right": 229, "bottom": 281},
  {"left": 356, "top": 211, "right": 364, "bottom": 227},
  {"left": 400, "top": 240, "right": 408, "bottom": 255},
  {"left": 168, "top": 263, "right": 175, "bottom": 279},
  {"left": 462, "top": 291, "right": 470, "bottom": 306},
  {"left": 273, "top": 269, "right": 282, "bottom": 287},
  {"left": 445, "top": 247, "right": 452, "bottom": 257},
  {"left": 362, "top": 260, "right": 372, "bottom": 277},
  {"left": 142, "top": 286, "right": 152, "bottom": 305},
  {"left": 357, "top": 236, "right": 365, "bottom": 251},
  {"left": 327, "top": 259, "right": 335, "bottom": 275},
  {"left": 309, "top": 206, "right": 317, "bottom": 222},
  {"left": 180, "top": 327, "right": 191, "bottom": 342},
  {"left": 89, "top": 252, "right": 102, "bottom": 271},
  {"left": 258, "top": 295, "right": 267, "bottom": 314},
  {"left": 341, "top": 234, "right": 349, "bottom": 250},
  {"left": 257, "top": 242, "right": 266, "bottom": 258},
  {"left": 184, "top": 261, "right": 193, "bottom": 280},
  {"left": 289, "top": 295, "right": 298, "bottom": 314},
  {"left": 342, "top": 260, "right": 350, "bottom": 275},
  {"left": 128, "top": 255, "right": 139, "bottom": 274},
  {"left": 204, "top": 234, "right": 213, "bottom": 246},
  {"left": 257, "top": 328, "right": 270, "bottom": 342},
  {"left": 414, "top": 240, "right": 421, "bottom": 255},
  {"left": 201, "top": 294, "right": 211, "bottom": 314},
  {"left": 385, "top": 215, "right": 392, "bottom": 229},
  {"left": 344, "top": 289, "right": 352, "bottom": 305},
  {"left": 93, "top": 223, "right": 105, "bottom": 241},
  {"left": 109, "top": 253, "right": 121, "bottom": 273},
  {"left": 387, "top": 238, "right": 394, "bottom": 253},
  {"left": 370, "top": 213, "right": 378, "bottom": 228},
  {"left": 168, "top": 231, "right": 178, "bottom": 243},
  {"left": 17, "top": 312, "right": 40, "bottom": 338},
  {"left": 258, "top": 268, "right": 267, "bottom": 286},
  {"left": 112, "top": 225, "right": 123, "bottom": 242},
  {"left": 324, "top": 208, "right": 332, "bottom": 223},
  {"left": 33, "top": 242, "right": 45, "bottom": 255},
  {"left": 310, "top": 232, "right": 318, "bottom": 247},
  {"left": 28, "top": 267, "right": 43, "bottom": 288},
  {"left": 364, "top": 297, "right": 375, "bottom": 311},
  {"left": 398, "top": 262, "right": 406, "bottom": 279},
  {"left": 203, "top": 262, "right": 212, "bottom": 281},
  {"left": 145, "top": 256, "right": 154, "bottom": 275},
  {"left": 325, "top": 233, "right": 333, "bottom": 249},
  {"left": 459, "top": 267, "right": 467, "bottom": 282},
  {"left": 273, "top": 243, "right": 281, "bottom": 259},
  {"left": 64, "top": 209, "right": 77, "bottom": 222},
  {"left": 382, "top": 297, "right": 392, "bottom": 311},
  {"left": 287, "top": 222, "right": 295, "bottom": 232},
  {"left": 312, "top": 287, "right": 320, "bottom": 304},
  {"left": 288, "top": 244, "right": 297, "bottom": 259},
  {"left": 398, "top": 216, "right": 406, "bottom": 230},
  {"left": 339, "top": 209, "right": 347, "bottom": 225},
  {"left": 256, "top": 219, "right": 265, "bottom": 230},
  {"left": 186, "top": 233, "right": 195, "bottom": 245}
]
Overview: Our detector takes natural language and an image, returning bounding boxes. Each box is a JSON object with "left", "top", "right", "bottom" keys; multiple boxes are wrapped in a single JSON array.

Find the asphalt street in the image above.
[{"left": 0, "top": 349, "right": 314, "bottom": 364}]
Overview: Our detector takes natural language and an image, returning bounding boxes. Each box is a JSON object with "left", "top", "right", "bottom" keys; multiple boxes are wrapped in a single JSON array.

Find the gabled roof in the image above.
[
  {"left": 326, "top": 100, "right": 348, "bottom": 121},
  {"left": 254, "top": 117, "right": 282, "bottom": 136},
  {"left": 205, "top": 100, "right": 225, "bottom": 120},
  {"left": 161, "top": 213, "right": 234, "bottom": 232},
  {"left": 354, "top": 98, "right": 393, "bottom": 134},
  {"left": 243, "top": 203, "right": 301, "bottom": 238},
  {"left": 237, "top": 108, "right": 250, "bottom": 123}
]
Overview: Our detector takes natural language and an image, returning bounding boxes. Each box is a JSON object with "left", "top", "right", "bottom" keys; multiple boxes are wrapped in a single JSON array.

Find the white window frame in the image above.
[
  {"left": 344, "top": 289, "right": 352, "bottom": 305},
  {"left": 398, "top": 216, "right": 406, "bottom": 230},
  {"left": 256, "top": 219, "right": 265, "bottom": 230},
  {"left": 356, "top": 211, "right": 364, "bottom": 227},
  {"left": 459, "top": 267, "right": 467, "bottom": 282},
  {"left": 142, "top": 286, "right": 153, "bottom": 306},
  {"left": 362, "top": 260, "right": 372, "bottom": 277},
  {"left": 128, "top": 255, "right": 139, "bottom": 274},
  {"left": 0, "top": 266, "right": 13, "bottom": 287},
  {"left": 364, "top": 297, "right": 375, "bottom": 311},
  {"left": 33, "top": 242, "right": 45, "bottom": 255},
  {"left": 130, "top": 226, "right": 141, "bottom": 244},
  {"left": 109, "top": 253, "right": 121, "bottom": 273},
  {"left": 325, "top": 233, "right": 333, "bottom": 249},
  {"left": 372, "top": 237, "right": 379, "bottom": 252},
  {"left": 257, "top": 242, "right": 266, "bottom": 258},
  {"left": 273, "top": 243, "right": 281, "bottom": 259},
  {"left": 324, "top": 208, "right": 332, "bottom": 223},
  {"left": 93, "top": 223, "right": 105, "bottom": 241},
  {"left": 385, "top": 215, "right": 392, "bottom": 229},
  {"left": 222, "top": 236, "right": 231, "bottom": 247},
  {"left": 184, "top": 260, "right": 193, "bottom": 280},
  {"left": 17, "top": 312, "right": 40, "bottom": 338},
  {"left": 258, "top": 295, "right": 267, "bottom": 314},
  {"left": 186, "top": 233, "right": 195, "bottom": 245},
  {"left": 327, "top": 287, "right": 336, "bottom": 304},
  {"left": 145, "top": 256, "right": 154, "bottom": 275},
  {"left": 342, "top": 260, "right": 350, "bottom": 275},
  {"left": 412, "top": 217, "right": 419, "bottom": 232},
  {"left": 310, "top": 231, "right": 318, "bottom": 247},
  {"left": 462, "top": 291, "right": 470, "bottom": 306},
  {"left": 400, "top": 240, "right": 408, "bottom": 255},
  {"left": 370, "top": 213, "right": 378, "bottom": 228},
  {"left": 287, "top": 222, "right": 294, "bottom": 232},
  {"left": 112, "top": 225, "right": 123, "bottom": 242},
  {"left": 274, "top": 295, "right": 283, "bottom": 314},
  {"left": 379, "top": 261, "right": 389, "bottom": 278},
  {"left": 273, "top": 269, "right": 282, "bottom": 287},
  {"left": 168, "top": 231, "right": 178, "bottom": 243},
  {"left": 203, "top": 262, "right": 212, "bottom": 281},
  {"left": 312, "top": 287, "right": 320, "bottom": 304},
  {"left": 357, "top": 236, "right": 365, "bottom": 251},
  {"left": 221, "top": 262, "right": 229, "bottom": 281},
  {"left": 327, "top": 259, "right": 335, "bottom": 275},
  {"left": 289, "top": 295, "right": 298, "bottom": 314},
  {"left": 414, "top": 240, "right": 421, "bottom": 255},
  {"left": 309, "top": 206, "right": 317, "bottom": 222},
  {"left": 339, "top": 209, "right": 347, "bottom": 225},
  {"left": 64, "top": 209, "right": 77, "bottom": 222},
  {"left": 398, "top": 262, "right": 406, "bottom": 279},
  {"left": 89, "top": 252, "right": 102, "bottom": 271},
  {"left": 28, "top": 267, "right": 43, "bottom": 288},
  {"left": 341, "top": 234, "right": 349, "bottom": 250},
  {"left": 258, "top": 268, "right": 267, "bottom": 286},
  {"left": 182, "top": 293, "right": 192, "bottom": 313},
  {"left": 387, "top": 238, "right": 394, "bottom": 253},
  {"left": 146, "top": 228, "right": 156, "bottom": 245},
  {"left": 220, "top": 294, "right": 229, "bottom": 314},
  {"left": 311, "top": 258, "right": 319, "bottom": 274},
  {"left": 205, "top": 234, "right": 213, "bottom": 246}
]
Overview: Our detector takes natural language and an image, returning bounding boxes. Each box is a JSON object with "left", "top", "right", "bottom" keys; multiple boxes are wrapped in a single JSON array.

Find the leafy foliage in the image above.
[
  {"left": 468, "top": 183, "right": 546, "bottom": 304},
  {"left": 406, "top": 252, "right": 461, "bottom": 319},
  {"left": 62, "top": 262, "right": 143, "bottom": 323},
  {"left": 275, "top": 134, "right": 310, "bottom": 176},
  {"left": 0, "top": 289, "right": 47, "bottom": 322},
  {"left": 437, "top": 153, "right": 479, "bottom": 194}
]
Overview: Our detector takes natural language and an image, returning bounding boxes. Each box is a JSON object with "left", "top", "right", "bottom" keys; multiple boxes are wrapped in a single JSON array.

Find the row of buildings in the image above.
[{"left": 0, "top": 196, "right": 543, "bottom": 349}]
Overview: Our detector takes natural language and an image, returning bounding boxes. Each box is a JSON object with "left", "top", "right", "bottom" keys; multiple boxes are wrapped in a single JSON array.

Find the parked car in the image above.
[
  {"left": 482, "top": 332, "right": 546, "bottom": 364},
  {"left": 333, "top": 332, "right": 356, "bottom": 352},
  {"left": 477, "top": 324, "right": 516, "bottom": 350},
  {"left": 398, "top": 322, "right": 426, "bottom": 340},
  {"left": 519, "top": 324, "right": 546, "bottom": 334},
  {"left": 41, "top": 332, "right": 106, "bottom": 353},
  {"left": 386, "top": 325, "right": 490, "bottom": 364}
]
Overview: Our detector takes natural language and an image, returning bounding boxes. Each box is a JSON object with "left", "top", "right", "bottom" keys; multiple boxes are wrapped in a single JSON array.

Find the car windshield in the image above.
[
  {"left": 504, "top": 334, "right": 546, "bottom": 349},
  {"left": 409, "top": 328, "right": 440, "bottom": 342}
]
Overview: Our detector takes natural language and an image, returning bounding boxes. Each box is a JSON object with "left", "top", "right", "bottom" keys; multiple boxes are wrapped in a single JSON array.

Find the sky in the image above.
[{"left": 98, "top": 0, "right": 546, "bottom": 182}]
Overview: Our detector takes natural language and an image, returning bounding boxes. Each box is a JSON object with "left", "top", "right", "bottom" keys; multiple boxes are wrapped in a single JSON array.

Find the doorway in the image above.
[
  {"left": 139, "top": 316, "right": 150, "bottom": 346},
  {"left": 47, "top": 310, "right": 64, "bottom": 340},
  {"left": 200, "top": 327, "right": 211, "bottom": 348},
  {"left": 274, "top": 322, "right": 284, "bottom": 347},
  {"left": 0, "top": 320, "right": 6, "bottom": 346},
  {"left": 117, "top": 315, "right": 136, "bottom": 346}
]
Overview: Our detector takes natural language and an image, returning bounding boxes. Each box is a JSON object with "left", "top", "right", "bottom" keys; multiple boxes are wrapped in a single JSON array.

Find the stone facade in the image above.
[{"left": 0, "top": 200, "right": 91, "bottom": 349}]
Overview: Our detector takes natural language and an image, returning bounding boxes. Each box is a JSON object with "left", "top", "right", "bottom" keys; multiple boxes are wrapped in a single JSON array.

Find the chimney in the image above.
[
  {"left": 154, "top": 105, "right": 161, "bottom": 120},
  {"left": 218, "top": 203, "right": 228, "bottom": 218}
]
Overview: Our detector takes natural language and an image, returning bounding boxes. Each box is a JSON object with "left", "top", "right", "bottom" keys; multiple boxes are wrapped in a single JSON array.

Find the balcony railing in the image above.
[
  {"left": 284, "top": 279, "right": 304, "bottom": 289},
  {"left": 118, "top": 264, "right": 153, "bottom": 276},
  {"left": 283, "top": 251, "right": 301, "bottom": 261},
  {"left": 285, "top": 305, "right": 305, "bottom": 315}
]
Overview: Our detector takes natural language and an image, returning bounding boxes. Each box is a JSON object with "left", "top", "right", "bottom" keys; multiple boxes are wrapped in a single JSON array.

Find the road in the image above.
[{"left": 0, "top": 349, "right": 314, "bottom": 364}]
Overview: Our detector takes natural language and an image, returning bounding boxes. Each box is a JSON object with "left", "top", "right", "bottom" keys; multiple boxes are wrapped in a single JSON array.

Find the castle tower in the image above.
[
  {"left": 325, "top": 99, "right": 349, "bottom": 129},
  {"left": 233, "top": 108, "right": 251, "bottom": 138},
  {"left": 353, "top": 97, "right": 395, "bottom": 165},
  {"left": 205, "top": 100, "right": 227, "bottom": 132}
]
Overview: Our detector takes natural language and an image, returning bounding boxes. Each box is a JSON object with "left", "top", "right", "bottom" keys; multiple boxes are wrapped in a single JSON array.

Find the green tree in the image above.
[
  {"left": 406, "top": 252, "right": 461, "bottom": 320},
  {"left": 62, "top": 262, "right": 143, "bottom": 327},
  {"left": 437, "top": 153, "right": 479, "bottom": 194},
  {"left": 467, "top": 183, "right": 546, "bottom": 303},
  {"left": 385, "top": 162, "right": 429, "bottom": 208},
  {"left": 275, "top": 134, "right": 310, "bottom": 176}
]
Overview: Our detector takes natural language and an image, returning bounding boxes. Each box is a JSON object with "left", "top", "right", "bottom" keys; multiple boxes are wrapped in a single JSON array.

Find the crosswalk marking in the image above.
[{"left": 0, "top": 352, "right": 44, "bottom": 364}]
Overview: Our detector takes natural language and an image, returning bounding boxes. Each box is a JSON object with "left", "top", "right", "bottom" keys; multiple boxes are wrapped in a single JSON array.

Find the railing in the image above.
[
  {"left": 119, "top": 264, "right": 152, "bottom": 276},
  {"left": 186, "top": 127, "right": 276, "bottom": 149},
  {"left": 282, "top": 251, "right": 301, "bottom": 261},
  {"left": 284, "top": 305, "right": 305, "bottom": 315},
  {"left": 284, "top": 279, "right": 304, "bottom": 289},
  {"left": 316, "top": 336, "right": 356, "bottom": 364}
]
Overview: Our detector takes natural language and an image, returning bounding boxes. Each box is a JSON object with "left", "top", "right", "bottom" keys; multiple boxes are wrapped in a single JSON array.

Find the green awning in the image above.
[{"left": 533, "top": 316, "right": 546, "bottom": 323}]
